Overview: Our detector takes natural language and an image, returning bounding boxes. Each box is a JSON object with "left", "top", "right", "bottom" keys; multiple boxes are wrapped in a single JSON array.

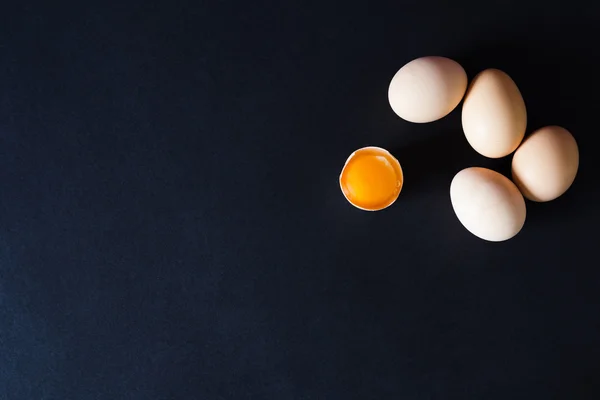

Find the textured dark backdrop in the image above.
[{"left": 1, "top": 1, "right": 599, "bottom": 399}]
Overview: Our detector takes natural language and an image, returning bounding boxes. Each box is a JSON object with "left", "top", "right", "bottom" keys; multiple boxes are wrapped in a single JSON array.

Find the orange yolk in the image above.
[{"left": 340, "top": 147, "right": 403, "bottom": 210}]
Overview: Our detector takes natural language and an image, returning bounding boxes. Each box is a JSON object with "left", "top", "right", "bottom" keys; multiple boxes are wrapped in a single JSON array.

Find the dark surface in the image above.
[{"left": 1, "top": 2, "right": 599, "bottom": 399}]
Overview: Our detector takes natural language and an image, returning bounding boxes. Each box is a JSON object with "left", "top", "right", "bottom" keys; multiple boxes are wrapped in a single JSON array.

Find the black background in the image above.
[{"left": 1, "top": 1, "right": 599, "bottom": 399}]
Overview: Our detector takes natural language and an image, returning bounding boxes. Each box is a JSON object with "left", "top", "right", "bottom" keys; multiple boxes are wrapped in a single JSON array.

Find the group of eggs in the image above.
[{"left": 339, "top": 56, "right": 579, "bottom": 242}]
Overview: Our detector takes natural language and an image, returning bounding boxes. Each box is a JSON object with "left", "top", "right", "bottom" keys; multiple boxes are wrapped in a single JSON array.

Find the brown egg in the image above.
[
  {"left": 388, "top": 56, "right": 467, "bottom": 123},
  {"left": 461, "top": 69, "right": 527, "bottom": 158},
  {"left": 450, "top": 167, "right": 526, "bottom": 242},
  {"left": 511, "top": 126, "right": 579, "bottom": 202}
]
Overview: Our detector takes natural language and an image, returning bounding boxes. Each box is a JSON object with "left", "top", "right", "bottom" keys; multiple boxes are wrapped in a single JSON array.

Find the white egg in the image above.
[
  {"left": 450, "top": 167, "right": 526, "bottom": 242},
  {"left": 388, "top": 56, "right": 467, "bottom": 123}
]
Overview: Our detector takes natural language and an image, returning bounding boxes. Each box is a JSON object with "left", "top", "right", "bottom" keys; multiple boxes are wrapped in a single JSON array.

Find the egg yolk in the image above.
[{"left": 340, "top": 148, "right": 403, "bottom": 210}]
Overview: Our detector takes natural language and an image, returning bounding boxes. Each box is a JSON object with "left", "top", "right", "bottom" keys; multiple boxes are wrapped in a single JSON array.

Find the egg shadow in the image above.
[
  {"left": 392, "top": 29, "right": 599, "bottom": 222},
  {"left": 388, "top": 103, "right": 514, "bottom": 202},
  {"left": 389, "top": 124, "right": 509, "bottom": 201}
]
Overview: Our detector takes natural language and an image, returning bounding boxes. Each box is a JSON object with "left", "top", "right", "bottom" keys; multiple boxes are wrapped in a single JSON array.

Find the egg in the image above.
[
  {"left": 388, "top": 56, "right": 468, "bottom": 123},
  {"left": 511, "top": 125, "right": 579, "bottom": 202},
  {"left": 461, "top": 69, "right": 527, "bottom": 158},
  {"left": 339, "top": 147, "right": 403, "bottom": 211},
  {"left": 450, "top": 167, "right": 526, "bottom": 241}
]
